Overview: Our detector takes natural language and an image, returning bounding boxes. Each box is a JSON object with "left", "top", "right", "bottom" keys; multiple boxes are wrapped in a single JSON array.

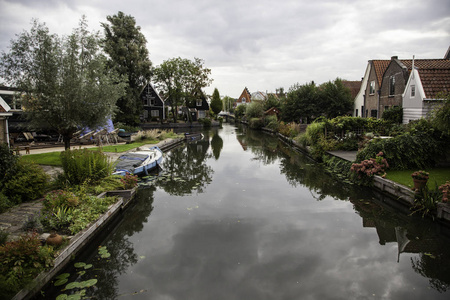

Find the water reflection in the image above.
[{"left": 40, "top": 125, "right": 450, "bottom": 299}]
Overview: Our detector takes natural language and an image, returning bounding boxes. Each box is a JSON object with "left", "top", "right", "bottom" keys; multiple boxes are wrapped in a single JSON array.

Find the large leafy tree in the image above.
[
  {"left": 0, "top": 18, "right": 126, "bottom": 149},
  {"left": 210, "top": 88, "right": 222, "bottom": 115},
  {"left": 318, "top": 78, "right": 353, "bottom": 118},
  {"left": 102, "top": 11, "right": 152, "bottom": 125},
  {"left": 153, "top": 57, "right": 212, "bottom": 123},
  {"left": 282, "top": 81, "right": 320, "bottom": 123}
]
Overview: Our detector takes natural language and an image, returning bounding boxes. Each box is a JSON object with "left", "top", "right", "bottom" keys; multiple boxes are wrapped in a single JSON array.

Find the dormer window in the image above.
[
  {"left": 242, "top": 97, "right": 246, "bottom": 103},
  {"left": 411, "top": 85, "right": 415, "bottom": 97},
  {"left": 196, "top": 99, "right": 202, "bottom": 106}
]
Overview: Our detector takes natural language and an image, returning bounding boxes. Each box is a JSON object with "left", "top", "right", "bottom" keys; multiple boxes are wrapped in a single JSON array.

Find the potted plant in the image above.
[
  {"left": 411, "top": 170, "right": 429, "bottom": 191},
  {"left": 439, "top": 181, "right": 450, "bottom": 203}
]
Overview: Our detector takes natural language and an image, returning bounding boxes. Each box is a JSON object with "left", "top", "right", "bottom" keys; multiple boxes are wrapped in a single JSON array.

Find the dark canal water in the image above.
[{"left": 42, "top": 124, "right": 450, "bottom": 299}]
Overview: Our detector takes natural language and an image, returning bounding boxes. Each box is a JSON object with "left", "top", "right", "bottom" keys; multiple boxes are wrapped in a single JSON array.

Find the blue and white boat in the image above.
[{"left": 113, "top": 146, "right": 163, "bottom": 176}]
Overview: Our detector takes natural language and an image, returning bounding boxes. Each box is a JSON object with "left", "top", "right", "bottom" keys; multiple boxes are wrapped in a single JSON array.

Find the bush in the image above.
[
  {"left": 350, "top": 152, "right": 389, "bottom": 185},
  {"left": 0, "top": 232, "right": 54, "bottom": 299},
  {"left": 1, "top": 160, "right": 49, "bottom": 206},
  {"left": 249, "top": 118, "right": 264, "bottom": 129},
  {"left": 264, "top": 115, "right": 279, "bottom": 131},
  {"left": 120, "top": 173, "right": 138, "bottom": 189},
  {"left": 356, "top": 132, "right": 443, "bottom": 170},
  {"left": 0, "top": 143, "right": 18, "bottom": 188},
  {"left": 382, "top": 106, "right": 403, "bottom": 124},
  {"left": 60, "top": 149, "right": 114, "bottom": 185},
  {"left": 198, "top": 118, "right": 212, "bottom": 127}
]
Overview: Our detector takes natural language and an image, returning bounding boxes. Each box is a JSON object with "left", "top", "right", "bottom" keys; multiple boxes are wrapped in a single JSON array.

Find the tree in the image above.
[
  {"left": 318, "top": 78, "right": 353, "bottom": 118},
  {"left": 0, "top": 18, "right": 126, "bottom": 149},
  {"left": 153, "top": 57, "right": 212, "bottom": 123},
  {"left": 102, "top": 11, "right": 152, "bottom": 125},
  {"left": 222, "top": 96, "right": 235, "bottom": 113},
  {"left": 210, "top": 88, "right": 222, "bottom": 115},
  {"left": 282, "top": 82, "right": 320, "bottom": 123}
]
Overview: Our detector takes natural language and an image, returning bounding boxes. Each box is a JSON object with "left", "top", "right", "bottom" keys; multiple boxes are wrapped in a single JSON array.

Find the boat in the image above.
[{"left": 113, "top": 146, "right": 163, "bottom": 176}]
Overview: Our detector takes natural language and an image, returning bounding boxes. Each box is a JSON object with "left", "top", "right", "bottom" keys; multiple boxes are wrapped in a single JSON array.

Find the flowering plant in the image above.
[
  {"left": 411, "top": 170, "right": 429, "bottom": 180},
  {"left": 43, "top": 190, "right": 79, "bottom": 210},
  {"left": 439, "top": 181, "right": 450, "bottom": 203},
  {"left": 121, "top": 173, "right": 138, "bottom": 189},
  {"left": 350, "top": 151, "right": 389, "bottom": 179}
]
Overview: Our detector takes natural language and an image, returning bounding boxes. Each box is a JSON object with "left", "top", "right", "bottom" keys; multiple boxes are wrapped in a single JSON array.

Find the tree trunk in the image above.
[{"left": 63, "top": 135, "right": 71, "bottom": 150}]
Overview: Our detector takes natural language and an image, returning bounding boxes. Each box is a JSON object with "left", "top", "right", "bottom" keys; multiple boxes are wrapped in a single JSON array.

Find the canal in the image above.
[{"left": 42, "top": 124, "right": 450, "bottom": 299}]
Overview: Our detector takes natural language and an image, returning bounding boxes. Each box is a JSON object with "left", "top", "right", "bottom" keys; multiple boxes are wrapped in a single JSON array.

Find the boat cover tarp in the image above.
[{"left": 115, "top": 153, "right": 149, "bottom": 172}]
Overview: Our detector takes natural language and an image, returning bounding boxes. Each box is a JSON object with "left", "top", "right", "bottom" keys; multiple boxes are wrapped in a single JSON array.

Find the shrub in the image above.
[
  {"left": 1, "top": 160, "right": 49, "bottom": 205},
  {"left": 0, "top": 143, "right": 18, "bottom": 188},
  {"left": 265, "top": 115, "right": 279, "bottom": 131},
  {"left": 356, "top": 132, "right": 443, "bottom": 170},
  {"left": 382, "top": 106, "right": 403, "bottom": 124},
  {"left": 0, "top": 192, "right": 13, "bottom": 213},
  {"left": 60, "top": 149, "right": 114, "bottom": 185},
  {"left": 249, "top": 117, "right": 264, "bottom": 129},
  {"left": 120, "top": 173, "right": 138, "bottom": 189},
  {"left": 350, "top": 152, "right": 389, "bottom": 185},
  {"left": 198, "top": 118, "right": 212, "bottom": 127},
  {"left": 0, "top": 232, "right": 54, "bottom": 299},
  {"left": 245, "top": 102, "right": 264, "bottom": 119},
  {"left": 43, "top": 190, "right": 79, "bottom": 211}
]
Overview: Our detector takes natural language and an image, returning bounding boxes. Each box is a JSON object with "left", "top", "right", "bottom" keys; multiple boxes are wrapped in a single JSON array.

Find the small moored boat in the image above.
[{"left": 113, "top": 146, "right": 163, "bottom": 176}]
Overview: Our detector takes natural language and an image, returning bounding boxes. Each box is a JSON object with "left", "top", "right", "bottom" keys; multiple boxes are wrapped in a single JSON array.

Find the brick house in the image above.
[
  {"left": 235, "top": 87, "right": 251, "bottom": 107},
  {"left": 364, "top": 60, "right": 390, "bottom": 118}
]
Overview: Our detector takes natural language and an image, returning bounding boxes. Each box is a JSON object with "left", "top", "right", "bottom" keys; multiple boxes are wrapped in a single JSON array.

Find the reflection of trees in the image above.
[
  {"left": 412, "top": 253, "right": 450, "bottom": 293},
  {"left": 157, "top": 138, "right": 213, "bottom": 196},
  {"left": 211, "top": 129, "right": 223, "bottom": 160},
  {"left": 236, "top": 127, "right": 279, "bottom": 165}
]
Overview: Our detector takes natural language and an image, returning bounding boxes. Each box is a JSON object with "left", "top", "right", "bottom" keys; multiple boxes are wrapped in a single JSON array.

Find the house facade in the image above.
[
  {"left": 364, "top": 60, "right": 390, "bottom": 118},
  {"left": 378, "top": 56, "right": 410, "bottom": 117},
  {"left": 0, "top": 96, "right": 13, "bottom": 146},
  {"left": 402, "top": 59, "right": 450, "bottom": 123},
  {"left": 353, "top": 63, "right": 370, "bottom": 117},
  {"left": 140, "top": 83, "right": 165, "bottom": 122},
  {"left": 235, "top": 87, "right": 251, "bottom": 106}
]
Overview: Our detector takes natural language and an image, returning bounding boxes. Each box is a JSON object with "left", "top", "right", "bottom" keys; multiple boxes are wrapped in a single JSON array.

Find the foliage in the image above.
[
  {"left": 382, "top": 106, "right": 403, "bottom": 124},
  {"left": 0, "top": 229, "right": 8, "bottom": 246},
  {"left": 60, "top": 149, "right": 114, "bottom": 185},
  {"left": 411, "top": 170, "right": 429, "bottom": 180},
  {"left": 43, "top": 190, "right": 79, "bottom": 211},
  {"left": 198, "top": 118, "right": 212, "bottom": 127},
  {"left": 264, "top": 93, "right": 282, "bottom": 111},
  {"left": 318, "top": 78, "right": 353, "bottom": 118},
  {"left": 410, "top": 185, "right": 441, "bottom": 218},
  {"left": 278, "top": 122, "right": 301, "bottom": 138},
  {"left": 210, "top": 88, "right": 222, "bottom": 115},
  {"left": 0, "top": 18, "right": 127, "bottom": 150},
  {"left": 429, "top": 92, "right": 450, "bottom": 136},
  {"left": 102, "top": 11, "right": 152, "bottom": 125},
  {"left": 282, "top": 81, "right": 319, "bottom": 123},
  {"left": 222, "top": 96, "right": 235, "bottom": 113},
  {"left": 249, "top": 118, "right": 264, "bottom": 129},
  {"left": 0, "top": 143, "right": 18, "bottom": 187},
  {"left": 114, "top": 122, "right": 141, "bottom": 133},
  {"left": 153, "top": 57, "right": 212, "bottom": 123},
  {"left": 264, "top": 115, "right": 279, "bottom": 131},
  {"left": 356, "top": 132, "right": 443, "bottom": 170},
  {"left": 322, "top": 155, "right": 354, "bottom": 183},
  {"left": 0, "top": 232, "right": 54, "bottom": 299},
  {"left": 234, "top": 104, "right": 246, "bottom": 118},
  {"left": 0, "top": 192, "right": 13, "bottom": 213},
  {"left": 350, "top": 152, "right": 389, "bottom": 185},
  {"left": 245, "top": 101, "right": 265, "bottom": 119},
  {"left": 120, "top": 174, "right": 138, "bottom": 189},
  {"left": 1, "top": 159, "right": 49, "bottom": 206},
  {"left": 302, "top": 121, "right": 326, "bottom": 145},
  {"left": 22, "top": 214, "right": 44, "bottom": 233}
]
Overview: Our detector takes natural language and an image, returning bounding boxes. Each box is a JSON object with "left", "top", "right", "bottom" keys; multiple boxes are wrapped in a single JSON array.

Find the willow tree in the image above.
[{"left": 0, "top": 18, "right": 126, "bottom": 149}]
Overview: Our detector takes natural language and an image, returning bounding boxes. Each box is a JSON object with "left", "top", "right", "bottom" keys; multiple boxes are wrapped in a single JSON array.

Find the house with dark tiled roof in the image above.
[
  {"left": 0, "top": 95, "right": 13, "bottom": 146},
  {"left": 402, "top": 59, "right": 450, "bottom": 123},
  {"left": 235, "top": 87, "right": 251, "bottom": 107},
  {"left": 140, "top": 82, "right": 166, "bottom": 122},
  {"left": 363, "top": 60, "right": 391, "bottom": 118}
]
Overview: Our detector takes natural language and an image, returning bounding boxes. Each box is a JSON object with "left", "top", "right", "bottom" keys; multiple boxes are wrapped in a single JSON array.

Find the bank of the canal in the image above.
[{"left": 2, "top": 137, "right": 184, "bottom": 300}]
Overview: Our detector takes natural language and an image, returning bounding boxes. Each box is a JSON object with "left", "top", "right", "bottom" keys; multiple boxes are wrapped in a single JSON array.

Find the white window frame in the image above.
[{"left": 369, "top": 81, "right": 375, "bottom": 95}]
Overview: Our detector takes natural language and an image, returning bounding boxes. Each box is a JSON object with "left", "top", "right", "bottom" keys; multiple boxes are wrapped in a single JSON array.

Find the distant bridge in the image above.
[{"left": 219, "top": 112, "right": 235, "bottom": 122}]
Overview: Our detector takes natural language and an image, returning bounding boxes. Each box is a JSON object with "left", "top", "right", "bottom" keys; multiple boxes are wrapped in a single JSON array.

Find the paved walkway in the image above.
[{"left": 327, "top": 151, "right": 358, "bottom": 162}]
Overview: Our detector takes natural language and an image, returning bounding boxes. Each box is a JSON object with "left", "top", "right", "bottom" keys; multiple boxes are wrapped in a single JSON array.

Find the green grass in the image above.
[
  {"left": 19, "top": 151, "right": 62, "bottom": 166},
  {"left": 385, "top": 168, "right": 450, "bottom": 189}
]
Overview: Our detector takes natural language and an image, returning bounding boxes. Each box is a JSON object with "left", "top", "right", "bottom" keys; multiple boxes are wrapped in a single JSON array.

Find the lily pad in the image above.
[
  {"left": 65, "top": 281, "right": 81, "bottom": 290},
  {"left": 56, "top": 273, "right": 70, "bottom": 280},
  {"left": 56, "top": 294, "right": 68, "bottom": 300},
  {"left": 67, "top": 295, "right": 81, "bottom": 300},
  {"left": 54, "top": 278, "right": 68, "bottom": 287},
  {"left": 84, "top": 264, "right": 93, "bottom": 269},
  {"left": 101, "top": 253, "right": 111, "bottom": 258},
  {"left": 74, "top": 262, "right": 86, "bottom": 268},
  {"left": 77, "top": 270, "right": 86, "bottom": 276}
]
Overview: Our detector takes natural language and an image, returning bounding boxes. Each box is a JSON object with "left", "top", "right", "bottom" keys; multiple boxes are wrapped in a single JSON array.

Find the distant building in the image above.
[{"left": 235, "top": 87, "right": 251, "bottom": 106}]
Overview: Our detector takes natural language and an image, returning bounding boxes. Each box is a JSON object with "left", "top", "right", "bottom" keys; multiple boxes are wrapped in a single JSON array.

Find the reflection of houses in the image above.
[
  {"left": 0, "top": 96, "right": 13, "bottom": 146},
  {"left": 141, "top": 83, "right": 165, "bottom": 122}
]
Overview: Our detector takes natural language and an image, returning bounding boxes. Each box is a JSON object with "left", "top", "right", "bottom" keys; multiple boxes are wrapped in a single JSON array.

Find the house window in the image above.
[
  {"left": 355, "top": 109, "right": 358, "bottom": 117},
  {"left": 151, "top": 110, "right": 159, "bottom": 117},
  {"left": 241, "top": 97, "right": 246, "bottom": 103},
  {"left": 389, "top": 76, "right": 395, "bottom": 96},
  {"left": 370, "top": 109, "right": 377, "bottom": 118},
  {"left": 369, "top": 81, "right": 375, "bottom": 95},
  {"left": 196, "top": 99, "right": 202, "bottom": 106},
  {"left": 198, "top": 110, "right": 206, "bottom": 118},
  {"left": 411, "top": 85, "right": 415, "bottom": 97}
]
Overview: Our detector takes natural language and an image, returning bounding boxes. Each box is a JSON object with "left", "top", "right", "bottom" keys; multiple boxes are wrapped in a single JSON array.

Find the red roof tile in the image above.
[{"left": 371, "top": 60, "right": 391, "bottom": 86}]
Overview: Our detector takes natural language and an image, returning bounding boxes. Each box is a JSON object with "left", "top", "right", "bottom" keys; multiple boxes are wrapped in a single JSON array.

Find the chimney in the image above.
[{"left": 391, "top": 56, "right": 398, "bottom": 60}]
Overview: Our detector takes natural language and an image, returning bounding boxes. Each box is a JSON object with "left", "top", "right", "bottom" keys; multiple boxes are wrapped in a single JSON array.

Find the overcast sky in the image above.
[{"left": 1, "top": 0, "right": 449, "bottom": 97}]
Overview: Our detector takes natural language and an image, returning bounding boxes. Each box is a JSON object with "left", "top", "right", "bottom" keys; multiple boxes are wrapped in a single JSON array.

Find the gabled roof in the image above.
[
  {"left": 370, "top": 60, "right": 390, "bottom": 87},
  {"left": 342, "top": 81, "right": 361, "bottom": 99},
  {"left": 405, "top": 59, "right": 450, "bottom": 99}
]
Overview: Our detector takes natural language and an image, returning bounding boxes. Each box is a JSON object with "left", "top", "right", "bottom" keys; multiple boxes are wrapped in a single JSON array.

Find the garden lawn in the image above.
[{"left": 385, "top": 168, "right": 450, "bottom": 189}]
